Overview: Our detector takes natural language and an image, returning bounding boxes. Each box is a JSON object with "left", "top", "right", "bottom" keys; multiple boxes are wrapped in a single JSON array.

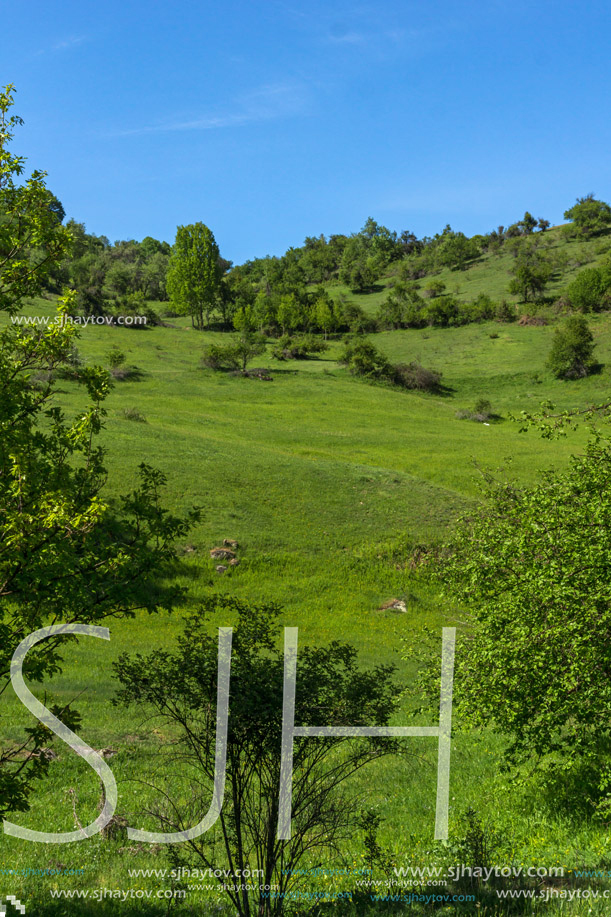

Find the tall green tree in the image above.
[
  {"left": 313, "top": 295, "right": 335, "bottom": 337},
  {"left": 0, "top": 85, "right": 198, "bottom": 819},
  {"left": 0, "top": 84, "right": 72, "bottom": 314},
  {"left": 437, "top": 231, "right": 480, "bottom": 270},
  {"left": 508, "top": 249, "right": 552, "bottom": 302},
  {"left": 167, "top": 222, "right": 222, "bottom": 329},
  {"left": 564, "top": 194, "right": 611, "bottom": 238},
  {"left": 519, "top": 211, "right": 537, "bottom": 234}
]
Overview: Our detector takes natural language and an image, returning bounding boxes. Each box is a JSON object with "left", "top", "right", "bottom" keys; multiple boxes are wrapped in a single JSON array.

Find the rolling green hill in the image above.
[
  {"left": 4, "top": 202, "right": 611, "bottom": 915},
  {"left": 326, "top": 222, "right": 611, "bottom": 317},
  {"left": 2, "top": 276, "right": 611, "bottom": 913}
]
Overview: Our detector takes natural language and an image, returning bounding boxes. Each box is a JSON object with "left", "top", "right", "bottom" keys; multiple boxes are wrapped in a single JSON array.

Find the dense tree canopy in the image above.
[
  {"left": 567, "top": 264, "right": 611, "bottom": 312},
  {"left": 507, "top": 247, "right": 553, "bottom": 302},
  {"left": 0, "top": 84, "right": 72, "bottom": 314},
  {"left": 564, "top": 194, "right": 611, "bottom": 238},
  {"left": 440, "top": 436, "right": 611, "bottom": 771}
]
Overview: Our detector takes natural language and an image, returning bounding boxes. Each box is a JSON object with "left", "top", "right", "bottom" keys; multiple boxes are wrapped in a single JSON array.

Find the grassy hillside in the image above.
[
  {"left": 2, "top": 273, "right": 611, "bottom": 913},
  {"left": 327, "top": 222, "right": 611, "bottom": 316}
]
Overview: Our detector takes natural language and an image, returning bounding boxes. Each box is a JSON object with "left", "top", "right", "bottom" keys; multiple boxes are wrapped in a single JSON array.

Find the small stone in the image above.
[
  {"left": 97, "top": 747, "right": 118, "bottom": 759},
  {"left": 40, "top": 747, "right": 59, "bottom": 761},
  {"left": 210, "top": 547, "right": 235, "bottom": 560},
  {"left": 378, "top": 598, "right": 407, "bottom": 613}
]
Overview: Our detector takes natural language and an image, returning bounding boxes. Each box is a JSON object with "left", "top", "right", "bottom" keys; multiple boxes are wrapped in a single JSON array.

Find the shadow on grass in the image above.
[
  {"left": 430, "top": 382, "right": 455, "bottom": 398},
  {"left": 28, "top": 902, "right": 200, "bottom": 916},
  {"left": 111, "top": 366, "right": 147, "bottom": 382},
  {"left": 532, "top": 744, "right": 611, "bottom": 823}
]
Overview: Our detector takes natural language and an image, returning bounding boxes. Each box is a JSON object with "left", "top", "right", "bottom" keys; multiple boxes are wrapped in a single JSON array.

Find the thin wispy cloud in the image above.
[
  {"left": 113, "top": 83, "right": 309, "bottom": 138},
  {"left": 326, "top": 30, "right": 366, "bottom": 44},
  {"left": 52, "top": 35, "right": 88, "bottom": 51},
  {"left": 33, "top": 35, "right": 88, "bottom": 57},
  {"left": 324, "top": 22, "right": 418, "bottom": 49},
  {"left": 326, "top": 26, "right": 410, "bottom": 47}
]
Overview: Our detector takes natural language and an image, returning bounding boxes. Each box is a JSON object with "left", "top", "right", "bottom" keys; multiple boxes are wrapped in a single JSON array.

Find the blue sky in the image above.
[{"left": 4, "top": 0, "right": 611, "bottom": 264}]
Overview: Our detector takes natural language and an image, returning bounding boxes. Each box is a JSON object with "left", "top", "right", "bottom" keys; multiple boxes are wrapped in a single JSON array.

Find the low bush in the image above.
[
  {"left": 547, "top": 314, "right": 596, "bottom": 379},
  {"left": 422, "top": 279, "right": 446, "bottom": 299},
  {"left": 201, "top": 342, "right": 241, "bottom": 371},
  {"left": 495, "top": 298, "right": 517, "bottom": 322},
  {"left": 456, "top": 398, "right": 494, "bottom": 422},
  {"left": 566, "top": 264, "right": 611, "bottom": 312},
  {"left": 392, "top": 362, "right": 442, "bottom": 392},
  {"left": 272, "top": 334, "right": 329, "bottom": 360},
  {"left": 202, "top": 333, "right": 267, "bottom": 374},
  {"left": 107, "top": 346, "right": 126, "bottom": 369},
  {"left": 340, "top": 338, "right": 442, "bottom": 393},
  {"left": 338, "top": 338, "right": 391, "bottom": 378}
]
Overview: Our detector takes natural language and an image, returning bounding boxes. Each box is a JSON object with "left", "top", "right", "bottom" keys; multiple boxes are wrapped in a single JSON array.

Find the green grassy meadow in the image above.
[{"left": 2, "top": 270, "right": 611, "bottom": 914}]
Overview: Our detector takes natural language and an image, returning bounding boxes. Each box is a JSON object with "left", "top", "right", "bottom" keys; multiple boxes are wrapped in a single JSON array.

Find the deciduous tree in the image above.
[
  {"left": 167, "top": 222, "right": 223, "bottom": 329},
  {"left": 547, "top": 314, "right": 595, "bottom": 379},
  {"left": 0, "top": 84, "right": 198, "bottom": 820},
  {"left": 564, "top": 194, "right": 611, "bottom": 238},
  {"left": 437, "top": 435, "right": 611, "bottom": 773},
  {"left": 114, "top": 597, "right": 399, "bottom": 917}
]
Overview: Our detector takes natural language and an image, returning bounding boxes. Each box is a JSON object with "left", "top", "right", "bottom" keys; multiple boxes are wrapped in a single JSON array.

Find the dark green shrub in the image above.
[
  {"left": 107, "top": 346, "right": 126, "bottom": 369},
  {"left": 471, "top": 293, "right": 496, "bottom": 320},
  {"left": 339, "top": 338, "right": 391, "bottom": 378},
  {"left": 392, "top": 362, "right": 442, "bottom": 392},
  {"left": 201, "top": 342, "right": 241, "bottom": 371},
  {"left": 377, "top": 281, "right": 424, "bottom": 329},
  {"left": 122, "top": 407, "right": 147, "bottom": 423},
  {"left": 547, "top": 315, "right": 595, "bottom": 379},
  {"left": 202, "top": 334, "right": 266, "bottom": 373},
  {"left": 340, "top": 340, "right": 443, "bottom": 394},
  {"left": 272, "top": 334, "right": 328, "bottom": 360},
  {"left": 422, "top": 278, "right": 446, "bottom": 299},
  {"left": 566, "top": 266, "right": 611, "bottom": 312},
  {"left": 423, "top": 294, "right": 462, "bottom": 327},
  {"left": 456, "top": 399, "right": 494, "bottom": 422},
  {"left": 495, "top": 298, "right": 517, "bottom": 322}
]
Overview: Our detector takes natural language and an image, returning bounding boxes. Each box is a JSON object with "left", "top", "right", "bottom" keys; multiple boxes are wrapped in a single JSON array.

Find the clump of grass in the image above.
[
  {"left": 122, "top": 407, "right": 147, "bottom": 423},
  {"left": 456, "top": 398, "right": 494, "bottom": 423}
]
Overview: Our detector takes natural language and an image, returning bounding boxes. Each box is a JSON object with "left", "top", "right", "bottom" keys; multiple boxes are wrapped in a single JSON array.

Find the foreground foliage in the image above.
[
  {"left": 115, "top": 596, "right": 400, "bottom": 917},
  {"left": 0, "top": 83, "right": 198, "bottom": 820},
  {"left": 442, "top": 435, "right": 611, "bottom": 772}
]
